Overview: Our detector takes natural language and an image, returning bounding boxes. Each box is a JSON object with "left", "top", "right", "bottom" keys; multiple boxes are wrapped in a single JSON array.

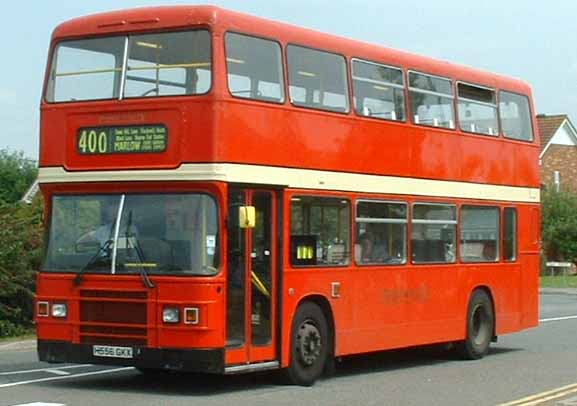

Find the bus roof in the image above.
[{"left": 51, "top": 5, "right": 531, "bottom": 94}]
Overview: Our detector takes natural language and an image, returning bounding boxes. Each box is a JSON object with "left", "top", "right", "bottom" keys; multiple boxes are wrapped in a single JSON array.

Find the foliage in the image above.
[
  {"left": 0, "top": 150, "right": 42, "bottom": 337},
  {"left": 541, "top": 190, "right": 577, "bottom": 263},
  {"left": 0, "top": 198, "right": 43, "bottom": 337},
  {"left": 0, "top": 149, "right": 38, "bottom": 204}
]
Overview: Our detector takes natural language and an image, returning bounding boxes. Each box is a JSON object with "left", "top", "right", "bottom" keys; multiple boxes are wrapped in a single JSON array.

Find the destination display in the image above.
[{"left": 77, "top": 124, "right": 167, "bottom": 155}]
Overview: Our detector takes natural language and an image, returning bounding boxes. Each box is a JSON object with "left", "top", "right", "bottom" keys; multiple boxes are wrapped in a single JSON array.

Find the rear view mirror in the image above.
[{"left": 239, "top": 206, "right": 256, "bottom": 229}]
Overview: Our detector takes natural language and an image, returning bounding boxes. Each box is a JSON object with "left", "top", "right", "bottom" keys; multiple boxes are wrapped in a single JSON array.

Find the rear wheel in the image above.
[
  {"left": 456, "top": 289, "right": 494, "bottom": 360},
  {"left": 284, "top": 302, "right": 329, "bottom": 386}
]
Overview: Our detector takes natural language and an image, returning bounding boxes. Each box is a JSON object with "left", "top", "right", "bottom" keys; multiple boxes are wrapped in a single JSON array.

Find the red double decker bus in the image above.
[{"left": 36, "top": 6, "right": 540, "bottom": 385}]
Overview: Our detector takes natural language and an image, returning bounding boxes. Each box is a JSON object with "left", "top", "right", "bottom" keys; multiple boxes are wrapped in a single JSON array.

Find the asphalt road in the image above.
[{"left": 2, "top": 292, "right": 577, "bottom": 406}]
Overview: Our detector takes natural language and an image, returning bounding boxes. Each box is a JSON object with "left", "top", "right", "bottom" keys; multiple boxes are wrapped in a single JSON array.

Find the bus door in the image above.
[{"left": 226, "top": 189, "right": 278, "bottom": 368}]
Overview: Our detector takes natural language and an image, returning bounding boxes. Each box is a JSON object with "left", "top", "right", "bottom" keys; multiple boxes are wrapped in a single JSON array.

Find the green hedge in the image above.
[
  {"left": 0, "top": 149, "right": 40, "bottom": 338},
  {"left": 0, "top": 199, "right": 43, "bottom": 337},
  {"left": 542, "top": 190, "right": 577, "bottom": 263}
]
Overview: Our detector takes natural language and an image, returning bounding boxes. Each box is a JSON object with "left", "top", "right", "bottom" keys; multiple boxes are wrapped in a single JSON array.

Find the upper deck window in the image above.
[
  {"left": 124, "top": 31, "right": 211, "bottom": 98},
  {"left": 46, "top": 37, "right": 125, "bottom": 102},
  {"left": 225, "top": 33, "right": 284, "bottom": 103},
  {"left": 457, "top": 83, "right": 499, "bottom": 136},
  {"left": 499, "top": 91, "right": 534, "bottom": 142},
  {"left": 409, "top": 72, "right": 455, "bottom": 129},
  {"left": 46, "top": 30, "right": 211, "bottom": 103},
  {"left": 287, "top": 45, "right": 349, "bottom": 113},
  {"left": 352, "top": 59, "right": 406, "bottom": 122}
]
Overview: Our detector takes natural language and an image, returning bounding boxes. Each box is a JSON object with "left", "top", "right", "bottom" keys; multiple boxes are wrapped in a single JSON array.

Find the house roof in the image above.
[{"left": 537, "top": 114, "right": 567, "bottom": 152}]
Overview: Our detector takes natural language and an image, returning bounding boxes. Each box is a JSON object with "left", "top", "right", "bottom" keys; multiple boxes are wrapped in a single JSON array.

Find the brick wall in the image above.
[{"left": 541, "top": 145, "right": 577, "bottom": 191}]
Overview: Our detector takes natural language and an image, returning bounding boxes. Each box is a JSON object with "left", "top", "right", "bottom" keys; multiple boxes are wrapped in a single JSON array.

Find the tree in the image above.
[
  {"left": 0, "top": 149, "right": 38, "bottom": 204},
  {"left": 0, "top": 149, "right": 41, "bottom": 337},
  {"left": 541, "top": 190, "right": 577, "bottom": 263}
]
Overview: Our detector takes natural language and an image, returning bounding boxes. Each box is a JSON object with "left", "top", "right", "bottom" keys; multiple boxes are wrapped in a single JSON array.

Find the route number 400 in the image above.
[{"left": 78, "top": 130, "right": 108, "bottom": 154}]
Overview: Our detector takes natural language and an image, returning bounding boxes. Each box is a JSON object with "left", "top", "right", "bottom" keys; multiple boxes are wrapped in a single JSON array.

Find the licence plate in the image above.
[{"left": 93, "top": 345, "right": 133, "bottom": 359}]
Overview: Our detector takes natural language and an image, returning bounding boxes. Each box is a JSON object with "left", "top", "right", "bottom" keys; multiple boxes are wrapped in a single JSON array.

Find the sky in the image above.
[{"left": 2, "top": 0, "right": 577, "bottom": 160}]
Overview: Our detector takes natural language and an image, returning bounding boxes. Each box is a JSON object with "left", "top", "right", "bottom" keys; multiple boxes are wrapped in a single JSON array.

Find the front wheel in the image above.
[
  {"left": 456, "top": 289, "right": 494, "bottom": 360},
  {"left": 284, "top": 302, "right": 329, "bottom": 386}
]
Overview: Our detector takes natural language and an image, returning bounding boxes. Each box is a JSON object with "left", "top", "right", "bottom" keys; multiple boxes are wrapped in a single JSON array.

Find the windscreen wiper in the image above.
[
  {"left": 125, "top": 210, "right": 155, "bottom": 289},
  {"left": 74, "top": 239, "right": 113, "bottom": 286}
]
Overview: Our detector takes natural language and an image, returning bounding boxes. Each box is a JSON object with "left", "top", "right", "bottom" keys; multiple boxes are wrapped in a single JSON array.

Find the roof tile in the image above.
[{"left": 537, "top": 114, "right": 567, "bottom": 152}]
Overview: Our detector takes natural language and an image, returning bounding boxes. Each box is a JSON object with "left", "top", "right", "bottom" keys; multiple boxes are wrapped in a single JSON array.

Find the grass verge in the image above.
[{"left": 540, "top": 275, "right": 577, "bottom": 288}]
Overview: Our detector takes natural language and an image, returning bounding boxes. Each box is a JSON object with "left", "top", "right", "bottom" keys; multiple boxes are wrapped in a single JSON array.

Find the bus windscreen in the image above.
[{"left": 43, "top": 193, "right": 219, "bottom": 275}]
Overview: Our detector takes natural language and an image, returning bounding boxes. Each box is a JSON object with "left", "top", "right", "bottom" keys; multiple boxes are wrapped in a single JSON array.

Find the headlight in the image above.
[
  {"left": 52, "top": 303, "right": 67, "bottom": 318},
  {"left": 163, "top": 307, "right": 180, "bottom": 323}
]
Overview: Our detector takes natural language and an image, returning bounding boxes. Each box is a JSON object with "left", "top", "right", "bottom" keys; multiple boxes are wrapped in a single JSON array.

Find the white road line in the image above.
[
  {"left": 0, "top": 367, "right": 133, "bottom": 389},
  {"left": 44, "top": 370, "right": 70, "bottom": 376},
  {"left": 11, "top": 403, "right": 66, "bottom": 406},
  {"left": 539, "top": 315, "right": 577, "bottom": 323},
  {"left": 0, "top": 365, "right": 91, "bottom": 376}
]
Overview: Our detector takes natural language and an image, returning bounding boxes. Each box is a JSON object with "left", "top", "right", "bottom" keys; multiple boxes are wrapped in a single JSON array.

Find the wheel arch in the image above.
[{"left": 294, "top": 295, "right": 336, "bottom": 356}]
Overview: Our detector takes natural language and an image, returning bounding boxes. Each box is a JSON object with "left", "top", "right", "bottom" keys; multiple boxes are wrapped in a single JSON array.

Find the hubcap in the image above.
[
  {"left": 471, "top": 304, "right": 489, "bottom": 346},
  {"left": 296, "top": 320, "right": 322, "bottom": 366}
]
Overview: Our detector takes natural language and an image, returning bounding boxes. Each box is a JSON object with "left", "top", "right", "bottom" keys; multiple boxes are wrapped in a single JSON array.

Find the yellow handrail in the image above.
[
  {"left": 54, "top": 67, "right": 122, "bottom": 77},
  {"left": 251, "top": 270, "right": 270, "bottom": 299},
  {"left": 54, "top": 62, "right": 211, "bottom": 77},
  {"left": 127, "top": 62, "right": 211, "bottom": 71}
]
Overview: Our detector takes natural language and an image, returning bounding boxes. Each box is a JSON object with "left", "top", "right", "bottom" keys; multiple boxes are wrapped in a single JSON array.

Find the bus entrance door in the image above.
[{"left": 226, "top": 189, "right": 278, "bottom": 370}]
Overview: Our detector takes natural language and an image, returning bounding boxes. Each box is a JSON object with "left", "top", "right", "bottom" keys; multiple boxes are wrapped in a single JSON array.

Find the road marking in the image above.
[
  {"left": 44, "top": 369, "right": 70, "bottom": 376},
  {"left": 539, "top": 315, "right": 577, "bottom": 323},
  {"left": 497, "top": 382, "right": 577, "bottom": 406},
  {"left": 0, "top": 365, "right": 91, "bottom": 376},
  {"left": 0, "top": 367, "right": 133, "bottom": 389},
  {"left": 11, "top": 403, "right": 66, "bottom": 406}
]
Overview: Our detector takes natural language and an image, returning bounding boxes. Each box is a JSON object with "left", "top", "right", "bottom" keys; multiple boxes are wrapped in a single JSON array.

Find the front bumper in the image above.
[{"left": 38, "top": 340, "right": 225, "bottom": 374}]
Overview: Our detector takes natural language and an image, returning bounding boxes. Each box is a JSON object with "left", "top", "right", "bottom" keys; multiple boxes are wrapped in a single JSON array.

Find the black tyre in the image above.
[
  {"left": 284, "top": 302, "right": 330, "bottom": 386},
  {"left": 456, "top": 289, "right": 494, "bottom": 360}
]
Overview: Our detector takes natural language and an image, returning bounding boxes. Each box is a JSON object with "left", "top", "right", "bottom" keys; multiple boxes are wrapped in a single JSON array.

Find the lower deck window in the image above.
[
  {"left": 412, "top": 203, "right": 457, "bottom": 263},
  {"left": 503, "top": 207, "right": 517, "bottom": 261},
  {"left": 355, "top": 201, "right": 407, "bottom": 265},
  {"left": 291, "top": 196, "right": 350, "bottom": 266},
  {"left": 460, "top": 206, "right": 499, "bottom": 262}
]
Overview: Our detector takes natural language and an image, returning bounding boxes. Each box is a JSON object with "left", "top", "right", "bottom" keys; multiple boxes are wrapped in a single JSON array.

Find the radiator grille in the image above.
[{"left": 79, "top": 289, "right": 148, "bottom": 346}]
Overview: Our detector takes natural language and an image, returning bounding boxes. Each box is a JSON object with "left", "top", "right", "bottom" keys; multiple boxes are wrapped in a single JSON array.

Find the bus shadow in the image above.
[
  {"left": 331, "top": 344, "right": 522, "bottom": 379},
  {"left": 40, "top": 368, "right": 281, "bottom": 397},
  {"left": 39, "top": 345, "right": 522, "bottom": 395}
]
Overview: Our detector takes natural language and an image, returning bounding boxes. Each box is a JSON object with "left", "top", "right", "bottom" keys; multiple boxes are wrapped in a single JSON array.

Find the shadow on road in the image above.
[
  {"left": 37, "top": 344, "right": 523, "bottom": 395},
  {"left": 332, "top": 344, "right": 521, "bottom": 380}
]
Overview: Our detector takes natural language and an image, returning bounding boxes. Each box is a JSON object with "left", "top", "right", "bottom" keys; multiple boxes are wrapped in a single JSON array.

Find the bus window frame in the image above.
[
  {"left": 502, "top": 206, "right": 518, "bottom": 262},
  {"left": 285, "top": 43, "right": 351, "bottom": 115},
  {"left": 407, "top": 70, "right": 456, "bottom": 131},
  {"left": 43, "top": 27, "right": 214, "bottom": 104},
  {"left": 289, "top": 194, "right": 352, "bottom": 268},
  {"left": 411, "top": 201, "right": 458, "bottom": 265},
  {"left": 224, "top": 31, "right": 286, "bottom": 106},
  {"left": 498, "top": 89, "right": 535, "bottom": 143},
  {"left": 354, "top": 198, "right": 408, "bottom": 267},
  {"left": 458, "top": 204, "right": 501, "bottom": 263},
  {"left": 456, "top": 81, "right": 500, "bottom": 138},
  {"left": 350, "top": 57, "right": 407, "bottom": 124}
]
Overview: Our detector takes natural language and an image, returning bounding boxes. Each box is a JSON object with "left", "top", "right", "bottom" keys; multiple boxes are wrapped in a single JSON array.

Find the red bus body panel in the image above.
[{"left": 37, "top": 6, "right": 540, "bottom": 372}]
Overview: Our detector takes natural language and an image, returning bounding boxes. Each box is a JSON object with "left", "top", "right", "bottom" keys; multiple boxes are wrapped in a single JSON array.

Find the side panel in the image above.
[{"left": 520, "top": 206, "right": 540, "bottom": 328}]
